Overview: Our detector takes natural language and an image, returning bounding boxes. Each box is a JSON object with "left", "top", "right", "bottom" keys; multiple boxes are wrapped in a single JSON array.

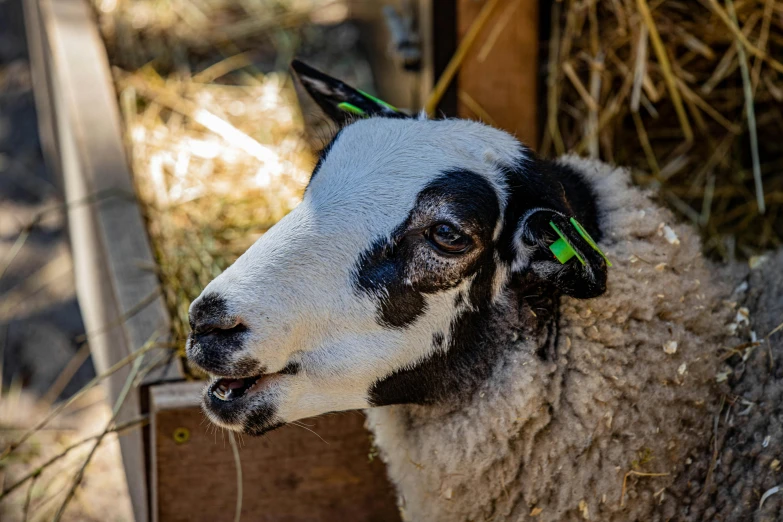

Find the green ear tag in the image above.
[
  {"left": 357, "top": 89, "right": 399, "bottom": 112},
  {"left": 570, "top": 217, "right": 612, "bottom": 267},
  {"left": 548, "top": 218, "right": 612, "bottom": 267},
  {"left": 337, "top": 102, "right": 366, "bottom": 116},
  {"left": 549, "top": 221, "right": 586, "bottom": 266}
]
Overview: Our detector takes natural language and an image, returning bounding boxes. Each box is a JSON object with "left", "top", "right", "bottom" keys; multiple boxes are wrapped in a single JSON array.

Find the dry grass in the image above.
[
  {"left": 541, "top": 0, "right": 783, "bottom": 260},
  {"left": 88, "top": 0, "right": 366, "bottom": 358},
  {"left": 118, "top": 69, "right": 313, "bottom": 351},
  {"left": 0, "top": 387, "right": 134, "bottom": 522}
]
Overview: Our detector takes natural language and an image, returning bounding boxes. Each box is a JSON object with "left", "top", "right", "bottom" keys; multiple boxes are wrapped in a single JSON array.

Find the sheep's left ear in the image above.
[
  {"left": 291, "top": 60, "right": 406, "bottom": 126},
  {"left": 508, "top": 159, "right": 610, "bottom": 299}
]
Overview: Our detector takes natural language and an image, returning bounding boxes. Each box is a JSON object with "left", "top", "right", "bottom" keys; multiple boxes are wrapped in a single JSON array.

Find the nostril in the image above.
[
  {"left": 189, "top": 293, "right": 247, "bottom": 337},
  {"left": 193, "top": 320, "right": 247, "bottom": 337}
]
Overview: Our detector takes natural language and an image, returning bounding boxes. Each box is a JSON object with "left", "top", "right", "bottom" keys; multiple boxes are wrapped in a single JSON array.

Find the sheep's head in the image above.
[{"left": 186, "top": 61, "right": 609, "bottom": 435}]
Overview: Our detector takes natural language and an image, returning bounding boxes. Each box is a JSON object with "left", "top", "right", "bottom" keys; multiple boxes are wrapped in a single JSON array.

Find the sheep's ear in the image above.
[
  {"left": 511, "top": 160, "right": 610, "bottom": 299},
  {"left": 291, "top": 60, "right": 405, "bottom": 125}
]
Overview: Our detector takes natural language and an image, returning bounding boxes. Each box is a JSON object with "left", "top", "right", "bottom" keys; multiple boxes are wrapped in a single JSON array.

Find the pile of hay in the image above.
[
  {"left": 543, "top": 0, "right": 783, "bottom": 259},
  {"left": 90, "top": 0, "right": 375, "bottom": 350},
  {"left": 117, "top": 70, "right": 313, "bottom": 347}
]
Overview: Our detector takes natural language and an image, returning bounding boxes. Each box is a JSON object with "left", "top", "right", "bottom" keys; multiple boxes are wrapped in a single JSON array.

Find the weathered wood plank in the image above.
[
  {"left": 23, "top": 0, "right": 182, "bottom": 520},
  {"left": 457, "top": 0, "right": 540, "bottom": 147},
  {"left": 150, "top": 382, "right": 401, "bottom": 522}
]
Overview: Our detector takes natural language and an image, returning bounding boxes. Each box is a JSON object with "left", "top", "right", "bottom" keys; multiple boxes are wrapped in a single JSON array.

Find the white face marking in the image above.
[{"left": 187, "top": 117, "right": 527, "bottom": 433}]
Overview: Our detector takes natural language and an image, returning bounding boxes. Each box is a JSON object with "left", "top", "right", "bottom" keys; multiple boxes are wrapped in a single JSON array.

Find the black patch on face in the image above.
[
  {"left": 354, "top": 169, "right": 500, "bottom": 329},
  {"left": 244, "top": 404, "right": 284, "bottom": 436},
  {"left": 355, "top": 235, "right": 427, "bottom": 328},
  {"left": 233, "top": 356, "right": 264, "bottom": 376},
  {"left": 432, "top": 332, "right": 444, "bottom": 349},
  {"left": 279, "top": 361, "right": 301, "bottom": 375},
  {"left": 186, "top": 293, "right": 261, "bottom": 376},
  {"left": 369, "top": 154, "right": 604, "bottom": 406},
  {"left": 369, "top": 279, "right": 557, "bottom": 406},
  {"left": 187, "top": 332, "right": 251, "bottom": 376}
]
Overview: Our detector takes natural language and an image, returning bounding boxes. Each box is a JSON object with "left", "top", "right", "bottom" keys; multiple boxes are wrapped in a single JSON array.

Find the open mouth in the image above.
[
  {"left": 209, "top": 374, "right": 271, "bottom": 402},
  {"left": 206, "top": 361, "right": 299, "bottom": 403}
]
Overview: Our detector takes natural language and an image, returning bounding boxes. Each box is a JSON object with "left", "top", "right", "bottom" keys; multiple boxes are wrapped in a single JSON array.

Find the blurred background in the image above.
[{"left": 0, "top": 0, "right": 781, "bottom": 520}]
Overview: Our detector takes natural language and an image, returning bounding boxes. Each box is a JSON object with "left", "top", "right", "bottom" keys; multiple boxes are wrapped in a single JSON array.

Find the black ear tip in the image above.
[{"left": 290, "top": 59, "right": 320, "bottom": 79}]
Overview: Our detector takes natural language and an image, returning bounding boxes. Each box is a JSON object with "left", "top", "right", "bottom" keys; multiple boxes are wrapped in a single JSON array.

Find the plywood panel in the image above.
[
  {"left": 457, "top": 0, "right": 539, "bottom": 148},
  {"left": 151, "top": 382, "right": 400, "bottom": 522}
]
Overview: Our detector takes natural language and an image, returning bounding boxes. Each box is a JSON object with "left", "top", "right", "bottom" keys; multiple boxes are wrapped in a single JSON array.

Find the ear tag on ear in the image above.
[
  {"left": 357, "top": 89, "right": 399, "bottom": 112},
  {"left": 549, "top": 219, "right": 612, "bottom": 267},
  {"left": 337, "top": 93, "right": 399, "bottom": 117},
  {"left": 569, "top": 217, "right": 613, "bottom": 267},
  {"left": 337, "top": 102, "right": 366, "bottom": 116},
  {"left": 549, "top": 221, "right": 586, "bottom": 266}
]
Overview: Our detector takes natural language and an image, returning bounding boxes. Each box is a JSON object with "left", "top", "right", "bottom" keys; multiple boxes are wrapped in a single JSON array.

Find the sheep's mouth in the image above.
[{"left": 209, "top": 373, "right": 272, "bottom": 402}]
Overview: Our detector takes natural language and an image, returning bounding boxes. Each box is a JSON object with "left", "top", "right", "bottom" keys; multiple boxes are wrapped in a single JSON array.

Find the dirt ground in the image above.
[{"left": 0, "top": 0, "right": 133, "bottom": 519}]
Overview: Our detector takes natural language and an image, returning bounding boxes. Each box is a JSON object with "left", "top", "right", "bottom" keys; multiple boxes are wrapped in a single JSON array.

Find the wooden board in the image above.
[
  {"left": 150, "top": 382, "right": 400, "bottom": 522},
  {"left": 23, "top": 1, "right": 181, "bottom": 520},
  {"left": 457, "top": 0, "right": 540, "bottom": 148}
]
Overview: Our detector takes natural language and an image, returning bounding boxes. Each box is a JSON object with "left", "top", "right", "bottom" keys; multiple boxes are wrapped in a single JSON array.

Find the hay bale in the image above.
[
  {"left": 542, "top": 0, "right": 783, "bottom": 260},
  {"left": 89, "top": 0, "right": 378, "bottom": 362}
]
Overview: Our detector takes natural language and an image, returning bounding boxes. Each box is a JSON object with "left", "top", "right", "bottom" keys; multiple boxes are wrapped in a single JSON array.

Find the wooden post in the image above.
[
  {"left": 457, "top": 0, "right": 540, "bottom": 148},
  {"left": 23, "top": 0, "right": 180, "bottom": 520}
]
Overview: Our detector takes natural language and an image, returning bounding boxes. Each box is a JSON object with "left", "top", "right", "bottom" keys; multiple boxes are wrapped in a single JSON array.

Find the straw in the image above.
[
  {"left": 726, "top": 0, "right": 765, "bottom": 214},
  {"left": 637, "top": 0, "right": 693, "bottom": 143},
  {"left": 547, "top": 0, "right": 782, "bottom": 259}
]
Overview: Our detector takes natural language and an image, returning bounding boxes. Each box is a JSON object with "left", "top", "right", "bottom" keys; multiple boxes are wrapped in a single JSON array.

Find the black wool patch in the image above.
[{"left": 353, "top": 169, "right": 500, "bottom": 329}]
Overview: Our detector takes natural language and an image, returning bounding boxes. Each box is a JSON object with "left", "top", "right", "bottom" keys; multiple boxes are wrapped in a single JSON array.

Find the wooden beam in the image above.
[
  {"left": 149, "top": 382, "right": 400, "bottom": 522},
  {"left": 456, "top": 0, "right": 540, "bottom": 148},
  {"left": 22, "top": 1, "right": 182, "bottom": 520}
]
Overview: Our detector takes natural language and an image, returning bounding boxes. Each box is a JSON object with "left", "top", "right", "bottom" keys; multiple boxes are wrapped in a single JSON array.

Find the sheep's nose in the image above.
[{"left": 188, "top": 294, "right": 246, "bottom": 337}]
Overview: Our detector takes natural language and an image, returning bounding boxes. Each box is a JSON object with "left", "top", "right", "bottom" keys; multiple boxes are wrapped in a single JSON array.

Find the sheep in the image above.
[
  {"left": 679, "top": 249, "right": 783, "bottom": 522},
  {"left": 184, "top": 61, "right": 782, "bottom": 521}
]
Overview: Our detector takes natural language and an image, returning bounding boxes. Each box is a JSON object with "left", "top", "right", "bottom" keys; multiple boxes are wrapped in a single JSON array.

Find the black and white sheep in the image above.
[{"left": 185, "top": 62, "right": 783, "bottom": 521}]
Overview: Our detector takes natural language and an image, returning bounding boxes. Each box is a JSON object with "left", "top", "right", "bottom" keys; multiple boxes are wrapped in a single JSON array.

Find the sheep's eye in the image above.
[{"left": 427, "top": 223, "right": 471, "bottom": 254}]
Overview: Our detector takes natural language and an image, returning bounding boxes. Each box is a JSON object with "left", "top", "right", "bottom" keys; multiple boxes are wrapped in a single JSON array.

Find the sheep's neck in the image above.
[
  {"left": 431, "top": 276, "right": 559, "bottom": 403},
  {"left": 365, "top": 279, "right": 561, "bottom": 518}
]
